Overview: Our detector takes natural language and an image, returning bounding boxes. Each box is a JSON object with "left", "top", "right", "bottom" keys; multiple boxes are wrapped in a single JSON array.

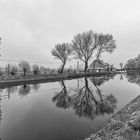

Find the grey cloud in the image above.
[{"left": 0, "top": 0, "right": 140, "bottom": 68}]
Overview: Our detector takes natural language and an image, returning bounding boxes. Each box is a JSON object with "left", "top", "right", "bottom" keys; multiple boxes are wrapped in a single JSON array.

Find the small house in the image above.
[{"left": 88, "top": 59, "right": 116, "bottom": 72}]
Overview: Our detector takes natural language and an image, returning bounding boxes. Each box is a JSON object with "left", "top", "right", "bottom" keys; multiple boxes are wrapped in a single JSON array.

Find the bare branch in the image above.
[
  {"left": 51, "top": 43, "right": 72, "bottom": 73},
  {"left": 71, "top": 30, "right": 98, "bottom": 72}
]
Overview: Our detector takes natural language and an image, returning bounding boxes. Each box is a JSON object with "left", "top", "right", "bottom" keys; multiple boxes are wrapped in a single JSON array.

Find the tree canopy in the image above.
[
  {"left": 18, "top": 61, "right": 30, "bottom": 76},
  {"left": 71, "top": 30, "right": 98, "bottom": 72},
  {"left": 124, "top": 54, "right": 140, "bottom": 70},
  {"left": 93, "top": 33, "right": 116, "bottom": 69}
]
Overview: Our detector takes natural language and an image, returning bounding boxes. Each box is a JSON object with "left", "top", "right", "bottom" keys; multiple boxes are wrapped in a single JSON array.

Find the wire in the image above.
[{"left": 0, "top": 58, "right": 61, "bottom": 64}]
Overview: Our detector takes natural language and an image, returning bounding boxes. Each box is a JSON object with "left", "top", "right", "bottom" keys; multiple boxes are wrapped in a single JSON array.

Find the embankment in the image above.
[
  {"left": 85, "top": 95, "right": 140, "bottom": 140},
  {"left": 0, "top": 72, "right": 118, "bottom": 88}
]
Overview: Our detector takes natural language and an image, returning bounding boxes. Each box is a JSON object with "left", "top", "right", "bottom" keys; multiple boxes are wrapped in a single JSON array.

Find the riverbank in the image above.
[
  {"left": 0, "top": 72, "right": 118, "bottom": 88},
  {"left": 85, "top": 94, "right": 140, "bottom": 140}
]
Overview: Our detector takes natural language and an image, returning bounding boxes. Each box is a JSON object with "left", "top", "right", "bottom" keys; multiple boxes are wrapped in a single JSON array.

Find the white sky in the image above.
[{"left": 0, "top": 0, "right": 140, "bottom": 68}]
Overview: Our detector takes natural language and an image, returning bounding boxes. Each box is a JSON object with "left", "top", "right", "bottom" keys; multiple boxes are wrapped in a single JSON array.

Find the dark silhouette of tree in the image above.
[
  {"left": 18, "top": 84, "right": 31, "bottom": 96},
  {"left": 52, "top": 76, "right": 117, "bottom": 120},
  {"left": 71, "top": 78, "right": 117, "bottom": 120},
  {"left": 90, "top": 77, "right": 117, "bottom": 115},
  {"left": 18, "top": 61, "right": 30, "bottom": 76},
  {"left": 71, "top": 78, "right": 98, "bottom": 120},
  {"left": 71, "top": 31, "right": 98, "bottom": 72},
  {"left": 52, "top": 43, "right": 71, "bottom": 73},
  {"left": 52, "top": 81, "right": 71, "bottom": 109},
  {"left": 93, "top": 33, "right": 116, "bottom": 69}
]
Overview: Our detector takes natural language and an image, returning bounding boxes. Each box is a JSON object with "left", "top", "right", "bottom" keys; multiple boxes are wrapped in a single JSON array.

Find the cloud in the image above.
[{"left": 0, "top": 0, "right": 140, "bottom": 68}]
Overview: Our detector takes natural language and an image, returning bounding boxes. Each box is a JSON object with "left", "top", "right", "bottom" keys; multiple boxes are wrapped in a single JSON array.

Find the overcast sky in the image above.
[{"left": 0, "top": 0, "right": 140, "bottom": 68}]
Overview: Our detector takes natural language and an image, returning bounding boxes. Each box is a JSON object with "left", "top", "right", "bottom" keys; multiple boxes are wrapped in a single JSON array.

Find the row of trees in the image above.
[
  {"left": 124, "top": 54, "right": 140, "bottom": 70},
  {"left": 2, "top": 61, "right": 52, "bottom": 76},
  {"left": 52, "top": 30, "right": 116, "bottom": 73}
]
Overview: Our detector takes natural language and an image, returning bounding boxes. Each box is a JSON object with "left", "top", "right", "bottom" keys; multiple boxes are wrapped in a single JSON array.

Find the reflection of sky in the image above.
[{"left": 0, "top": 75, "right": 140, "bottom": 140}]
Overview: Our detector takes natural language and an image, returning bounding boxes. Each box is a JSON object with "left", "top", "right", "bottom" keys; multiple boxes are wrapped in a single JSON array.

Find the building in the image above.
[{"left": 88, "top": 59, "right": 116, "bottom": 72}]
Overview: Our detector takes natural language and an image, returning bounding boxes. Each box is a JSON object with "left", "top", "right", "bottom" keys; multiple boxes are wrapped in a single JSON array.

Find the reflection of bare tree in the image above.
[
  {"left": 71, "top": 78, "right": 98, "bottom": 120},
  {"left": 125, "top": 72, "right": 140, "bottom": 86},
  {"left": 6, "top": 86, "right": 18, "bottom": 99},
  {"left": 31, "top": 84, "right": 41, "bottom": 92},
  {"left": 71, "top": 78, "right": 117, "bottom": 120},
  {"left": 52, "top": 81, "right": 71, "bottom": 109},
  {"left": 18, "top": 85, "right": 31, "bottom": 96},
  {"left": 52, "top": 77, "right": 117, "bottom": 120},
  {"left": 120, "top": 73, "right": 123, "bottom": 80},
  {"left": 91, "top": 77, "right": 117, "bottom": 115}
]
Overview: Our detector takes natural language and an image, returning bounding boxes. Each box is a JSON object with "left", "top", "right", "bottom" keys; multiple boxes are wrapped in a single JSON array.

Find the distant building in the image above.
[{"left": 88, "top": 59, "right": 116, "bottom": 72}]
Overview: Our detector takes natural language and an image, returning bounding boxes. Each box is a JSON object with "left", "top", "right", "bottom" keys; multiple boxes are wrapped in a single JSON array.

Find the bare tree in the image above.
[
  {"left": 5, "top": 64, "right": 18, "bottom": 76},
  {"left": 93, "top": 33, "right": 116, "bottom": 69},
  {"left": 52, "top": 43, "right": 71, "bottom": 73},
  {"left": 18, "top": 61, "right": 30, "bottom": 76},
  {"left": 5, "top": 64, "right": 10, "bottom": 76},
  {"left": 71, "top": 30, "right": 98, "bottom": 72},
  {"left": 32, "top": 64, "right": 40, "bottom": 75}
]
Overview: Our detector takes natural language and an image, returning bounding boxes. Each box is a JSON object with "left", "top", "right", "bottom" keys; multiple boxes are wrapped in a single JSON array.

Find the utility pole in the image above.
[{"left": 77, "top": 61, "right": 79, "bottom": 73}]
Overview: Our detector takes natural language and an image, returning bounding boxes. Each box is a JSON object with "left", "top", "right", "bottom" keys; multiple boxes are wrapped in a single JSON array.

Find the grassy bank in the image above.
[
  {"left": 0, "top": 71, "right": 119, "bottom": 87},
  {"left": 85, "top": 95, "right": 140, "bottom": 140}
]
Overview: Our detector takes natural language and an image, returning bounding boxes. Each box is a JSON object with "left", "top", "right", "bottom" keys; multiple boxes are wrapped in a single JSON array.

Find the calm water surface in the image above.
[{"left": 0, "top": 73, "right": 140, "bottom": 140}]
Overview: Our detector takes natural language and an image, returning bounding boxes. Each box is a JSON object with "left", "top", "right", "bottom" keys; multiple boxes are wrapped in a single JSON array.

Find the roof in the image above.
[
  {"left": 88, "top": 59, "right": 109, "bottom": 69},
  {"left": 90, "top": 77, "right": 106, "bottom": 86}
]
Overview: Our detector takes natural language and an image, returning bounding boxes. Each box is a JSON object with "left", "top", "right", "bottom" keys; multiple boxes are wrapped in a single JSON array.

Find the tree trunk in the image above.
[
  {"left": 85, "top": 77, "right": 88, "bottom": 87},
  {"left": 60, "top": 63, "right": 65, "bottom": 73},
  {"left": 93, "top": 59, "right": 97, "bottom": 71},
  {"left": 92, "top": 78, "right": 104, "bottom": 103},
  {"left": 84, "top": 61, "right": 88, "bottom": 72}
]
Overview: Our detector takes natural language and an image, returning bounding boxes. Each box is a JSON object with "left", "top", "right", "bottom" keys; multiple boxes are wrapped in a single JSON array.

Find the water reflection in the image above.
[
  {"left": 0, "top": 83, "right": 41, "bottom": 100},
  {"left": 6, "top": 86, "right": 18, "bottom": 99},
  {"left": 18, "top": 85, "right": 31, "bottom": 96},
  {"left": 31, "top": 84, "right": 40, "bottom": 92},
  {"left": 2, "top": 74, "right": 138, "bottom": 140},
  {"left": 52, "top": 75, "right": 117, "bottom": 120},
  {"left": 90, "top": 77, "right": 117, "bottom": 115},
  {"left": 0, "top": 83, "right": 41, "bottom": 140},
  {"left": 52, "top": 81, "right": 71, "bottom": 109},
  {"left": 120, "top": 73, "right": 124, "bottom": 80},
  {"left": 125, "top": 72, "right": 140, "bottom": 86}
]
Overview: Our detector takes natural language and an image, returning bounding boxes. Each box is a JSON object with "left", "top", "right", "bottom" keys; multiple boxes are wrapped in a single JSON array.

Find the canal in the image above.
[{"left": 0, "top": 72, "right": 140, "bottom": 140}]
